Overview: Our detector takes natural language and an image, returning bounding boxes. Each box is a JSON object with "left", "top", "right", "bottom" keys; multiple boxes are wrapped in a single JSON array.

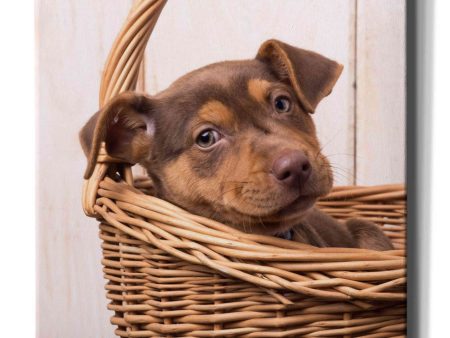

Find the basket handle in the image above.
[{"left": 82, "top": 0, "right": 167, "bottom": 216}]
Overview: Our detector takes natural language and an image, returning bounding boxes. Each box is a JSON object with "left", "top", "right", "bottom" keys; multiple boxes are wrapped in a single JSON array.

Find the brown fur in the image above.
[
  {"left": 247, "top": 79, "right": 271, "bottom": 104},
  {"left": 197, "top": 100, "right": 238, "bottom": 131},
  {"left": 80, "top": 39, "right": 393, "bottom": 251}
]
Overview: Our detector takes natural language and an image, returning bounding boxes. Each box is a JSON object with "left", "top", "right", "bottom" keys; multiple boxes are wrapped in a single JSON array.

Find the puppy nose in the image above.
[{"left": 272, "top": 150, "right": 312, "bottom": 187}]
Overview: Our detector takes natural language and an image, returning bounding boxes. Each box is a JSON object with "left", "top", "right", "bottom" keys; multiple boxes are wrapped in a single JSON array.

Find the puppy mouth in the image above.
[
  {"left": 273, "top": 193, "right": 317, "bottom": 217},
  {"left": 223, "top": 192, "right": 318, "bottom": 235},
  {"left": 241, "top": 185, "right": 322, "bottom": 216},
  {"left": 258, "top": 193, "right": 318, "bottom": 228}
]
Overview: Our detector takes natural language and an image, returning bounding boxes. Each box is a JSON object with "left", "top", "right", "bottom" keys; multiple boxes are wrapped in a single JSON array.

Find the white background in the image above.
[{"left": 0, "top": 0, "right": 448, "bottom": 337}]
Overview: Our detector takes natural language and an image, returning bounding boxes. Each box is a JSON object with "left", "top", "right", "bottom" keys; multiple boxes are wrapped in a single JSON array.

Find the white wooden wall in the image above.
[{"left": 37, "top": 1, "right": 405, "bottom": 337}]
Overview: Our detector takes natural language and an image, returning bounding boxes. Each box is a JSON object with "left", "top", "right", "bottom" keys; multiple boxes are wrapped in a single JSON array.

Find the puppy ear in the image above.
[
  {"left": 79, "top": 91, "right": 155, "bottom": 179},
  {"left": 256, "top": 39, "right": 343, "bottom": 113}
]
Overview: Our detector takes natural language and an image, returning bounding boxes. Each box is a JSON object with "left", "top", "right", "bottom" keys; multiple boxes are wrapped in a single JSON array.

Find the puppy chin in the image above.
[
  {"left": 258, "top": 196, "right": 317, "bottom": 235},
  {"left": 221, "top": 194, "right": 317, "bottom": 236}
]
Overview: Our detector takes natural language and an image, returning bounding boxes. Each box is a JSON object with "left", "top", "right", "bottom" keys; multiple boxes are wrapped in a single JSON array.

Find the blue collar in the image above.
[{"left": 276, "top": 228, "right": 294, "bottom": 241}]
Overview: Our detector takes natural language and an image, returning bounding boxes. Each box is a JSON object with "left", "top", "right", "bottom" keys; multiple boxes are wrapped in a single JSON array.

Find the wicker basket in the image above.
[{"left": 82, "top": 1, "right": 406, "bottom": 337}]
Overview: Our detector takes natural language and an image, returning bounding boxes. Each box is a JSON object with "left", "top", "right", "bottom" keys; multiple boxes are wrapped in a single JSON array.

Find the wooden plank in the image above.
[
  {"left": 37, "top": 1, "right": 133, "bottom": 337},
  {"left": 144, "top": 0, "right": 357, "bottom": 185},
  {"left": 356, "top": 0, "right": 406, "bottom": 185}
]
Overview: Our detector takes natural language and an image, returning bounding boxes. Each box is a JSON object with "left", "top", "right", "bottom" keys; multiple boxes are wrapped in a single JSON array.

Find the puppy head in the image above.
[{"left": 80, "top": 39, "right": 343, "bottom": 235}]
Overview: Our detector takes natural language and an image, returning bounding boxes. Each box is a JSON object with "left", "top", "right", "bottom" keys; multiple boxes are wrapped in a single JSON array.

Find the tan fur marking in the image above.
[
  {"left": 197, "top": 100, "right": 236, "bottom": 130},
  {"left": 247, "top": 79, "right": 271, "bottom": 103}
]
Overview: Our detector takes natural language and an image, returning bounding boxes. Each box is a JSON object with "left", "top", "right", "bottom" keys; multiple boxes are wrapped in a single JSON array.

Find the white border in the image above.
[
  {"left": 0, "top": 0, "right": 36, "bottom": 336},
  {"left": 428, "top": 0, "right": 450, "bottom": 336}
]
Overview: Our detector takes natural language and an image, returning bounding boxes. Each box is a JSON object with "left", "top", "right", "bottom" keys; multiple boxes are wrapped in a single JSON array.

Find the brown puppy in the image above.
[{"left": 80, "top": 39, "right": 393, "bottom": 251}]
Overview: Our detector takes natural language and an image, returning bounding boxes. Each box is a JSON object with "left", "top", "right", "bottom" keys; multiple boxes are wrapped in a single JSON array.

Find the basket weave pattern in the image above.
[
  {"left": 82, "top": 1, "right": 406, "bottom": 336},
  {"left": 95, "top": 178, "right": 405, "bottom": 337}
]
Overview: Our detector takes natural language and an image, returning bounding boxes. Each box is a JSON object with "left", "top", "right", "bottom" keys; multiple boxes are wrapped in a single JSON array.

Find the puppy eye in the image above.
[
  {"left": 196, "top": 129, "right": 221, "bottom": 148},
  {"left": 273, "top": 96, "right": 291, "bottom": 113}
]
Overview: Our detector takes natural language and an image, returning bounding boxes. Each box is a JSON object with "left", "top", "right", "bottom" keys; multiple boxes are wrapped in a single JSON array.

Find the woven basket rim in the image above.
[
  {"left": 94, "top": 174, "right": 406, "bottom": 302},
  {"left": 101, "top": 175, "right": 405, "bottom": 255}
]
